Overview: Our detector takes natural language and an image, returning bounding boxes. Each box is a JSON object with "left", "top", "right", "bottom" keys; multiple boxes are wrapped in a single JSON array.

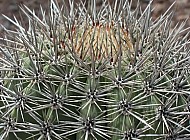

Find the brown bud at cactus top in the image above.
[{"left": 66, "top": 21, "right": 133, "bottom": 63}]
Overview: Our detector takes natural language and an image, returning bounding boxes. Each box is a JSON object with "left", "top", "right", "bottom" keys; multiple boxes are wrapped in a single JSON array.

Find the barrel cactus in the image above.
[{"left": 1, "top": 0, "right": 190, "bottom": 139}]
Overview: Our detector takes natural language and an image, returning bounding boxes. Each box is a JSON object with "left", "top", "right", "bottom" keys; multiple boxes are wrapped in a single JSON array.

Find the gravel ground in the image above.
[{"left": 0, "top": 0, "right": 190, "bottom": 38}]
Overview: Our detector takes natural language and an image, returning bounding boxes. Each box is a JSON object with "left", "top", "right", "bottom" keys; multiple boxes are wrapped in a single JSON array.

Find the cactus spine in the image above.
[{"left": 1, "top": 0, "right": 190, "bottom": 139}]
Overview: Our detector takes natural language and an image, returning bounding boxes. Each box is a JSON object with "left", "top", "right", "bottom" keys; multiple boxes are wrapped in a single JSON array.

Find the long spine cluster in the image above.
[{"left": 0, "top": 0, "right": 190, "bottom": 140}]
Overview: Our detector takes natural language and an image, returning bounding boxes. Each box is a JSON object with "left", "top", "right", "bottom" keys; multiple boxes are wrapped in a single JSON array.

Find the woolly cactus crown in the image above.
[{"left": 0, "top": 0, "right": 190, "bottom": 140}]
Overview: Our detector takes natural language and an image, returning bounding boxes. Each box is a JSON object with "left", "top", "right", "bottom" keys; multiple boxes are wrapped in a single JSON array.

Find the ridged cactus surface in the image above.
[{"left": 0, "top": 0, "right": 190, "bottom": 139}]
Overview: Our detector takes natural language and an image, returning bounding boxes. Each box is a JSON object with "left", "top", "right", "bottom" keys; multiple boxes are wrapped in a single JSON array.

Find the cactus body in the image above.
[{"left": 1, "top": 0, "right": 190, "bottom": 139}]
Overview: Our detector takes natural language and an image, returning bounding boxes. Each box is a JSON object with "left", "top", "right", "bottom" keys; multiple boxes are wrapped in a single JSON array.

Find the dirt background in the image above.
[{"left": 0, "top": 0, "right": 190, "bottom": 38}]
